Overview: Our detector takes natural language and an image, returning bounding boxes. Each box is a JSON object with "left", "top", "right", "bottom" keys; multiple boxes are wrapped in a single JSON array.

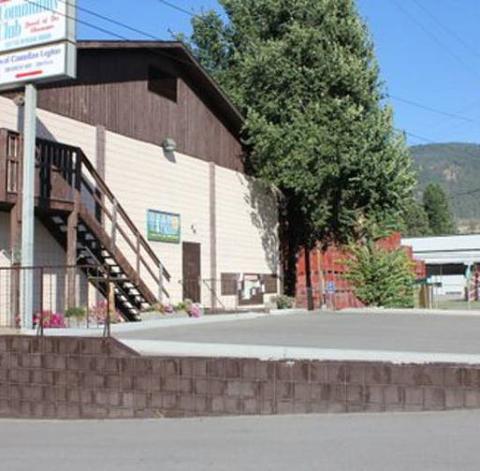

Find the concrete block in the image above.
[
  {"left": 207, "top": 358, "right": 225, "bottom": 378},
  {"left": 423, "top": 388, "right": 446, "bottom": 410}
]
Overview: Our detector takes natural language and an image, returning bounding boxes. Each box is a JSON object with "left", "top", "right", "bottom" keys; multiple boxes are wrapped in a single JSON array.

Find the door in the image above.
[{"left": 182, "top": 242, "right": 201, "bottom": 302}]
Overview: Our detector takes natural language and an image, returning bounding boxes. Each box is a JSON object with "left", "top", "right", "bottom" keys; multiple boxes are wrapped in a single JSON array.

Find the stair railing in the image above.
[{"left": 1, "top": 129, "right": 170, "bottom": 303}]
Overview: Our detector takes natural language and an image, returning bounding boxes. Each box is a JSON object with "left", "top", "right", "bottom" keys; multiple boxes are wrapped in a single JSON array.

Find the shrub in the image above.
[
  {"left": 343, "top": 242, "right": 415, "bottom": 308},
  {"left": 271, "top": 295, "right": 295, "bottom": 310},
  {"left": 65, "top": 306, "right": 86, "bottom": 319},
  {"left": 175, "top": 301, "right": 187, "bottom": 312}
]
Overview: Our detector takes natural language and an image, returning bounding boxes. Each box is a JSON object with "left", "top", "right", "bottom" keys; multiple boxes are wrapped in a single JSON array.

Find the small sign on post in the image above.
[
  {"left": 326, "top": 281, "right": 336, "bottom": 294},
  {"left": 0, "top": 0, "right": 77, "bottom": 329},
  {"left": 326, "top": 281, "right": 336, "bottom": 311}
]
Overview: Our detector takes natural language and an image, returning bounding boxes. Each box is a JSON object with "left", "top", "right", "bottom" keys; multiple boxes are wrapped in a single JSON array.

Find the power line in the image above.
[
  {"left": 153, "top": 0, "right": 196, "bottom": 17},
  {"left": 426, "top": 97, "right": 480, "bottom": 133},
  {"left": 391, "top": 0, "right": 480, "bottom": 81},
  {"left": 20, "top": 4, "right": 462, "bottom": 149},
  {"left": 410, "top": 0, "right": 480, "bottom": 61},
  {"left": 389, "top": 95, "right": 475, "bottom": 122},
  {"left": 22, "top": 0, "right": 197, "bottom": 70},
  {"left": 61, "top": 0, "right": 159, "bottom": 40},
  {"left": 26, "top": 0, "right": 480, "bottom": 134},
  {"left": 399, "top": 129, "right": 436, "bottom": 144},
  {"left": 20, "top": 0, "right": 480, "bottom": 161}
]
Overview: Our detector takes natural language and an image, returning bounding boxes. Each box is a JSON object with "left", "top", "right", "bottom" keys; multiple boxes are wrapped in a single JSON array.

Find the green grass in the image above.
[{"left": 435, "top": 299, "right": 480, "bottom": 311}]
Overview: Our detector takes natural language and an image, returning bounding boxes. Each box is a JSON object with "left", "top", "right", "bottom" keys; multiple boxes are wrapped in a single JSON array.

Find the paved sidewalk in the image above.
[
  {"left": 1, "top": 411, "right": 479, "bottom": 470},
  {"left": 116, "top": 310, "right": 480, "bottom": 355}
]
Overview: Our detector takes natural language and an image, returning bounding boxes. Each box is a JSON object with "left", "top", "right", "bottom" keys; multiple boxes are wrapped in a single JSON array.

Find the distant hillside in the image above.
[{"left": 410, "top": 143, "right": 480, "bottom": 232}]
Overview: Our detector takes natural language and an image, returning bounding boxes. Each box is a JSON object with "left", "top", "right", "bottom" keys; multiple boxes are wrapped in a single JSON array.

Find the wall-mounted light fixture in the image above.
[
  {"left": 13, "top": 94, "right": 25, "bottom": 107},
  {"left": 162, "top": 138, "right": 177, "bottom": 153}
]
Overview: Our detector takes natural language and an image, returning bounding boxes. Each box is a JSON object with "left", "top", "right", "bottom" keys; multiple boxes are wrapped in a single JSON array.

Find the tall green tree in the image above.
[
  {"left": 402, "top": 200, "right": 431, "bottom": 237},
  {"left": 423, "top": 183, "right": 456, "bottom": 235},
  {"left": 186, "top": 0, "right": 416, "bottom": 292}
]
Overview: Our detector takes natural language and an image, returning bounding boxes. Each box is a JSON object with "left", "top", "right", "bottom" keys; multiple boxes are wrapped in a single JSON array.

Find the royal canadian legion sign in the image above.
[{"left": 0, "top": 0, "right": 76, "bottom": 89}]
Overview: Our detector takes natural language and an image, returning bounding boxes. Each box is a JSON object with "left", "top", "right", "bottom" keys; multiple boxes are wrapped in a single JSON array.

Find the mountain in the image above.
[{"left": 410, "top": 143, "right": 480, "bottom": 233}]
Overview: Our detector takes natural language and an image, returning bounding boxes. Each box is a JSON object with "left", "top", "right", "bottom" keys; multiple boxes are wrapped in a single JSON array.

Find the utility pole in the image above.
[{"left": 20, "top": 83, "right": 37, "bottom": 329}]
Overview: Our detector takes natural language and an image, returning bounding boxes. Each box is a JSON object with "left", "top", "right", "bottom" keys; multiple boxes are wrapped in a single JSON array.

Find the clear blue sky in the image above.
[{"left": 77, "top": 0, "right": 480, "bottom": 146}]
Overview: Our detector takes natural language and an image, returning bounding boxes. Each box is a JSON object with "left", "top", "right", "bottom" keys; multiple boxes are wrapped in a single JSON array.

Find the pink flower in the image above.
[{"left": 188, "top": 304, "right": 202, "bottom": 318}]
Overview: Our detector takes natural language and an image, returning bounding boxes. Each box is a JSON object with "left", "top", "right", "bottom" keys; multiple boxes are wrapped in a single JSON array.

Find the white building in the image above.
[
  {"left": 402, "top": 234, "right": 480, "bottom": 296},
  {"left": 0, "top": 41, "right": 281, "bottom": 323}
]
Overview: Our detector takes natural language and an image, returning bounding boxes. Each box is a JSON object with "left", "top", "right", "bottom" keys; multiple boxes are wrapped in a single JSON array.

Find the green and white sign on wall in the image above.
[{"left": 147, "top": 210, "right": 181, "bottom": 243}]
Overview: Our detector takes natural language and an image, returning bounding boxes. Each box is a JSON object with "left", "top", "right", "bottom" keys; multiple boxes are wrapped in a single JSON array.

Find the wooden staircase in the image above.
[{"left": 0, "top": 129, "right": 170, "bottom": 321}]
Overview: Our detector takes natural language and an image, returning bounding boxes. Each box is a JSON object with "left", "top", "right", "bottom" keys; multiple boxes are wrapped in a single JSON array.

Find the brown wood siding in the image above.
[
  {"left": 221, "top": 273, "right": 238, "bottom": 296},
  {"left": 27, "top": 50, "right": 244, "bottom": 173},
  {"left": 264, "top": 274, "right": 278, "bottom": 294}
]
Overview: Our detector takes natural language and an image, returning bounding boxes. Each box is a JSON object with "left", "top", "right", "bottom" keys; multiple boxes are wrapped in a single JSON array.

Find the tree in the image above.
[
  {"left": 185, "top": 0, "right": 416, "bottom": 294},
  {"left": 344, "top": 242, "right": 415, "bottom": 308},
  {"left": 402, "top": 200, "right": 431, "bottom": 237},
  {"left": 423, "top": 183, "right": 456, "bottom": 235}
]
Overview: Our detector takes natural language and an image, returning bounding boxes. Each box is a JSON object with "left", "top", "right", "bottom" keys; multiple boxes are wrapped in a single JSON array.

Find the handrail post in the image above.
[
  {"left": 74, "top": 149, "right": 82, "bottom": 192},
  {"left": 136, "top": 232, "right": 141, "bottom": 283},
  {"left": 158, "top": 261, "right": 163, "bottom": 304},
  {"left": 111, "top": 198, "right": 117, "bottom": 247},
  {"left": 104, "top": 267, "right": 111, "bottom": 338}
]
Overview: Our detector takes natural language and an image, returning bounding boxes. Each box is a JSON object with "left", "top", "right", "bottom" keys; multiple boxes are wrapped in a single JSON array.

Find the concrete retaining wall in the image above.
[{"left": 1, "top": 336, "right": 480, "bottom": 419}]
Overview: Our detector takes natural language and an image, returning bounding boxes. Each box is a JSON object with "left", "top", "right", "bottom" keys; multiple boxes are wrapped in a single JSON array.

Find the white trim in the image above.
[{"left": 120, "top": 339, "right": 480, "bottom": 365}]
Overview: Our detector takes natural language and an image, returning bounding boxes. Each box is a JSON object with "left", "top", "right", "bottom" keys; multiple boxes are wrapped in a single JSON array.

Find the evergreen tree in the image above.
[
  {"left": 402, "top": 200, "right": 431, "bottom": 237},
  {"left": 185, "top": 0, "right": 416, "bottom": 295},
  {"left": 187, "top": 0, "right": 415, "bottom": 247},
  {"left": 344, "top": 242, "right": 415, "bottom": 308},
  {"left": 423, "top": 183, "right": 456, "bottom": 235}
]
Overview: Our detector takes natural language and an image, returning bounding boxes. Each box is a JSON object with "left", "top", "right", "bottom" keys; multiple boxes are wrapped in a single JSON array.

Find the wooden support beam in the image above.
[
  {"left": 66, "top": 195, "right": 79, "bottom": 309},
  {"left": 0, "top": 129, "right": 8, "bottom": 202},
  {"left": 209, "top": 162, "right": 217, "bottom": 312},
  {"left": 95, "top": 125, "right": 106, "bottom": 224}
]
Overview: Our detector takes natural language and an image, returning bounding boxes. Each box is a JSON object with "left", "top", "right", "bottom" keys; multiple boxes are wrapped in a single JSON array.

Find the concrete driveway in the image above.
[
  {"left": 1, "top": 411, "right": 479, "bottom": 470},
  {"left": 116, "top": 311, "right": 480, "bottom": 355}
]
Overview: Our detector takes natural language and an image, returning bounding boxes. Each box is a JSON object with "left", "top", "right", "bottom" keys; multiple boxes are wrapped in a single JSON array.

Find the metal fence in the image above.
[
  {"left": 179, "top": 277, "right": 278, "bottom": 313},
  {"left": 0, "top": 264, "right": 115, "bottom": 335}
]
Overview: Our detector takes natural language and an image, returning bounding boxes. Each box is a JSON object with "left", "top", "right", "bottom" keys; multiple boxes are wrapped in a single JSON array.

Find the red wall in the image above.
[{"left": 296, "top": 233, "right": 426, "bottom": 310}]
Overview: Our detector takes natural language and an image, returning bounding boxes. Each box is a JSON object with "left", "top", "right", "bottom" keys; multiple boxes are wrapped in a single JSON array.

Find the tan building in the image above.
[{"left": 0, "top": 41, "right": 280, "bottom": 322}]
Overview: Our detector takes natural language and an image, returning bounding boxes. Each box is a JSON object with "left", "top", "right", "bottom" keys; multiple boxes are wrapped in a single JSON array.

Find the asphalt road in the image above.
[
  {"left": 1, "top": 411, "right": 479, "bottom": 470},
  {"left": 116, "top": 311, "right": 480, "bottom": 354}
]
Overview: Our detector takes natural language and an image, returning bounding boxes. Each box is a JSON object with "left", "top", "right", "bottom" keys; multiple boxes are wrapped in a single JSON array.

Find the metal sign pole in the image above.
[{"left": 20, "top": 83, "right": 37, "bottom": 329}]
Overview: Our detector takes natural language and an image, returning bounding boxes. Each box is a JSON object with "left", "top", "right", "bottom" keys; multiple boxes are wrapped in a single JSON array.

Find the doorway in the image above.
[{"left": 182, "top": 242, "right": 201, "bottom": 303}]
